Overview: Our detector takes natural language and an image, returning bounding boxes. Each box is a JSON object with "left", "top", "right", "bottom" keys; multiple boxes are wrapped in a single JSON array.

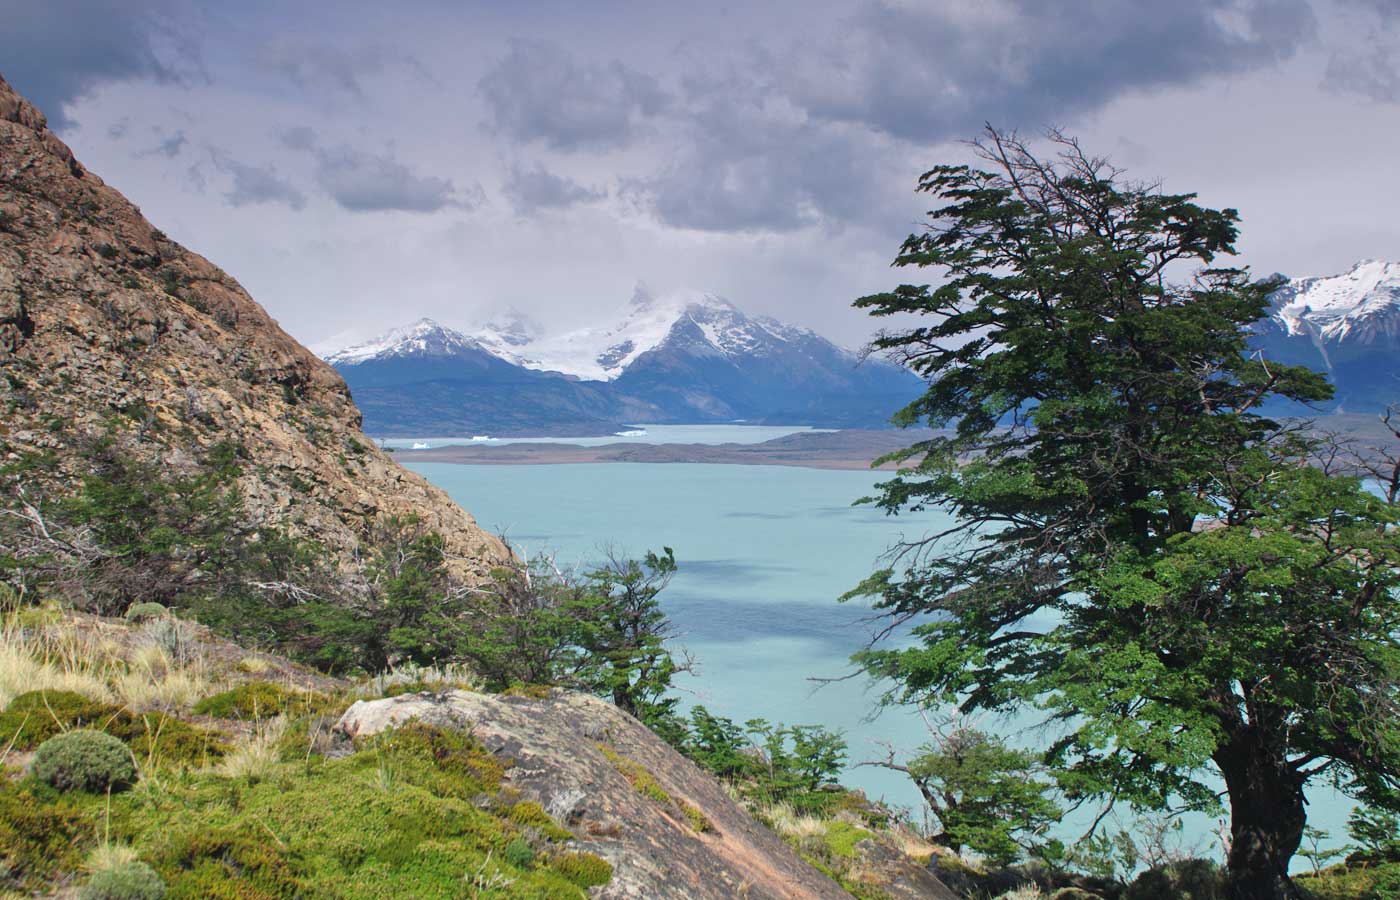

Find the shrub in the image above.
[
  {"left": 1123, "top": 860, "right": 1225, "bottom": 900},
  {"left": 123, "top": 603, "right": 168, "bottom": 623},
  {"left": 31, "top": 729, "right": 136, "bottom": 792},
  {"left": 551, "top": 851, "right": 613, "bottom": 887},
  {"left": 79, "top": 861, "right": 166, "bottom": 900},
  {"left": 502, "top": 837, "right": 535, "bottom": 869},
  {"left": 0, "top": 783, "right": 87, "bottom": 888}
]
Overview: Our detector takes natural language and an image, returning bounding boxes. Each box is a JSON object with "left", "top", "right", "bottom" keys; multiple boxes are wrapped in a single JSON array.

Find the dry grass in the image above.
[
  {"left": 85, "top": 841, "right": 141, "bottom": 873},
  {"left": 760, "top": 802, "right": 829, "bottom": 842},
  {"left": 218, "top": 716, "right": 287, "bottom": 783},
  {"left": 0, "top": 606, "right": 217, "bottom": 714},
  {"left": 994, "top": 887, "right": 1046, "bottom": 900},
  {"left": 892, "top": 828, "right": 938, "bottom": 863}
]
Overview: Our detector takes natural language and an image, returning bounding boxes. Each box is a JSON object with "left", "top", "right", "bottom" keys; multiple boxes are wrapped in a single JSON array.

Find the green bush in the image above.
[
  {"left": 1123, "top": 860, "right": 1224, "bottom": 900},
  {"left": 31, "top": 729, "right": 137, "bottom": 793},
  {"left": 79, "top": 861, "right": 167, "bottom": 900},
  {"left": 502, "top": 837, "right": 535, "bottom": 869},
  {"left": 0, "top": 691, "right": 120, "bottom": 749},
  {"left": 123, "top": 602, "right": 169, "bottom": 623}
]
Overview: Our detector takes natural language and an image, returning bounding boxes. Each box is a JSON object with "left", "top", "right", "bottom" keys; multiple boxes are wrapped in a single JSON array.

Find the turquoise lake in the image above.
[{"left": 406, "top": 454, "right": 1355, "bottom": 860}]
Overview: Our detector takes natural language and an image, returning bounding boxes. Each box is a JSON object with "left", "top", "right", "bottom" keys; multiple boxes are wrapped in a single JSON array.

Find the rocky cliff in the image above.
[{"left": 0, "top": 73, "right": 507, "bottom": 577}]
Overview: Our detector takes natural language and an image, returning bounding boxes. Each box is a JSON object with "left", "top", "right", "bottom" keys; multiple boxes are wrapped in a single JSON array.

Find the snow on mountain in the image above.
[
  {"left": 1268, "top": 259, "right": 1400, "bottom": 346},
  {"left": 472, "top": 285, "right": 852, "bottom": 381},
  {"left": 323, "top": 318, "right": 485, "bottom": 366}
]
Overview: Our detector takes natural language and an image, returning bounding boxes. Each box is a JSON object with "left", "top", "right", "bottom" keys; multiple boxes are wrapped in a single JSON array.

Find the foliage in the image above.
[
  {"left": 1121, "top": 859, "right": 1225, "bottom": 900},
  {"left": 875, "top": 725, "right": 1061, "bottom": 865},
  {"left": 31, "top": 729, "right": 137, "bottom": 792},
  {"left": 79, "top": 861, "right": 167, "bottom": 900},
  {"left": 0, "top": 783, "right": 87, "bottom": 891},
  {"left": 665, "top": 704, "right": 847, "bottom": 811},
  {"left": 1349, "top": 806, "right": 1400, "bottom": 859},
  {"left": 1, "top": 689, "right": 118, "bottom": 748},
  {"left": 848, "top": 127, "right": 1400, "bottom": 896}
]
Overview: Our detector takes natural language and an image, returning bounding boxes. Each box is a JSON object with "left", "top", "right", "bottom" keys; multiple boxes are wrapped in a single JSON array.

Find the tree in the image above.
[
  {"left": 865, "top": 721, "right": 1062, "bottom": 865},
  {"left": 572, "top": 547, "right": 687, "bottom": 721},
  {"left": 847, "top": 127, "right": 1400, "bottom": 899}
]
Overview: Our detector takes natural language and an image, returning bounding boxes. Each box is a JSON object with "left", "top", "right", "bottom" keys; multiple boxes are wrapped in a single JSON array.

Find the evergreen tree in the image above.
[{"left": 849, "top": 128, "right": 1400, "bottom": 899}]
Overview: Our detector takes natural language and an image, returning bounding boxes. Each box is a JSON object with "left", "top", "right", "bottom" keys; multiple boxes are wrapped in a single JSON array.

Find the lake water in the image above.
[
  {"left": 379, "top": 423, "right": 832, "bottom": 450},
  {"left": 407, "top": 454, "right": 1355, "bottom": 862}
]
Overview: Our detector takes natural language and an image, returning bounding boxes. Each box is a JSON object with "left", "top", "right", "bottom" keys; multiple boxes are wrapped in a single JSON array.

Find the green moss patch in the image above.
[
  {"left": 0, "top": 691, "right": 224, "bottom": 767},
  {"left": 192, "top": 682, "right": 320, "bottom": 720}
]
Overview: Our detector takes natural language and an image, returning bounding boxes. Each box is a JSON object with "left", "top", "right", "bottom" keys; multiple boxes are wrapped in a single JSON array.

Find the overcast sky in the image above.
[{"left": 2, "top": 0, "right": 1397, "bottom": 349}]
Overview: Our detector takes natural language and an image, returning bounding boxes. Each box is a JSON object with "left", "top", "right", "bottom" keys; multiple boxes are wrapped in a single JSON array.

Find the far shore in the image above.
[{"left": 391, "top": 429, "right": 931, "bottom": 470}]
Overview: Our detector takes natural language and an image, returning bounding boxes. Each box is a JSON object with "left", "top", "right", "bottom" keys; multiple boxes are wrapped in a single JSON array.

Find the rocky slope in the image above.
[
  {"left": 0, "top": 73, "right": 508, "bottom": 577},
  {"left": 339, "top": 689, "right": 873, "bottom": 900}
]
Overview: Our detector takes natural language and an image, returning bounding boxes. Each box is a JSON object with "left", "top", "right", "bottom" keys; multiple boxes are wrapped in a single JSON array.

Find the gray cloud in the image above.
[
  {"left": 281, "top": 127, "right": 481, "bottom": 213},
  {"left": 257, "top": 38, "right": 428, "bottom": 97},
  {"left": 0, "top": 0, "right": 200, "bottom": 130},
  {"left": 502, "top": 163, "right": 606, "bottom": 213},
  {"left": 1325, "top": 0, "right": 1399, "bottom": 100},
  {"left": 139, "top": 128, "right": 187, "bottom": 159},
  {"left": 776, "top": 0, "right": 1317, "bottom": 143},
  {"left": 478, "top": 38, "right": 668, "bottom": 151},
  {"left": 212, "top": 152, "right": 307, "bottom": 210}
]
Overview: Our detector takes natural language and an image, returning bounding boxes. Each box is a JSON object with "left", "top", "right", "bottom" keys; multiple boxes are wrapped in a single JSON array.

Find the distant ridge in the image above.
[{"left": 319, "top": 290, "right": 923, "bottom": 434}]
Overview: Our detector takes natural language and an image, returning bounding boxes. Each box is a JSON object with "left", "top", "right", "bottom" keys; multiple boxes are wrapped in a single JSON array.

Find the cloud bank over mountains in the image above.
[{"left": 2, "top": 0, "right": 1395, "bottom": 349}]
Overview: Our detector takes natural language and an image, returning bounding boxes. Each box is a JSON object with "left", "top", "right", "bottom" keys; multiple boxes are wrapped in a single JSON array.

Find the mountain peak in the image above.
[
  {"left": 1269, "top": 259, "right": 1400, "bottom": 341},
  {"left": 324, "top": 318, "right": 481, "bottom": 365}
]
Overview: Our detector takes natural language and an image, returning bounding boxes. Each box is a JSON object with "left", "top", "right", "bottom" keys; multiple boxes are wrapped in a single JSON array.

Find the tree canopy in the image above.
[{"left": 848, "top": 128, "right": 1400, "bottom": 899}]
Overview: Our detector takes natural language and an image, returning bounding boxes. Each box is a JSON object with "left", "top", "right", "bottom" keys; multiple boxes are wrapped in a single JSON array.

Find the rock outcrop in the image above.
[
  {"left": 337, "top": 689, "right": 856, "bottom": 900},
  {"left": 0, "top": 72, "right": 508, "bottom": 577}
]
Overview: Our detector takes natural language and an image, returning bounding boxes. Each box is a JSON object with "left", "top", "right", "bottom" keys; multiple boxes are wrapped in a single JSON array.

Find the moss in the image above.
[
  {"left": 680, "top": 801, "right": 713, "bottom": 833},
  {"left": 0, "top": 692, "right": 223, "bottom": 766},
  {"left": 509, "top": 800, "right": 573, "bottom": 841},
  {"left": 822, "top": 819, "right": 876, "bottom": 859},
  {"left": 0, "top": 690, "right": 121, "bottom": 749},
  {"left": 598, "top": 743, "right": 673, "bottom": 805},
  {"left": 550, "top": 851, "right": 613, "bottom": 887},
  {"left": 192, "top": 682, "right": 318, "bottom": 720},
  {"left": 1295, "top": 862, "right": 1396, "bottom": 900},
  {"left": 0, "top": 784, "right": 88, "bottom": 891},
  {"left": 502, "top": 837, "right": 535, "bottom": 869},
  {"left": 32, "top": 729, "right": 137, "bottom": 793}
]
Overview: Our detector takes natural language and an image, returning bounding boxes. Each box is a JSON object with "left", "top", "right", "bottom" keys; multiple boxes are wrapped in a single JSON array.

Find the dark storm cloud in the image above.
[
  {"left": 212, "top": 152, "right": 307, "bottom": 210},
  {"left": 0, "top": 0, "right": 201, "bottom": 130},
  {"left": 502, "top": 163, "right": 606, "bottom": 214},
  {"left": 280, "top": 127, "right": 481, "bottom": 213},
  {"left": 623, "top": 0, "right": 1320, "bottom": 234},
  {"left": 257, "top": 38, "right": 429, "bottom": 97},
  {"left": 478, "top": 38, "right": 669, "bottom": 151},
  {"left": 781, "top": 0, "right": 1318, "bottom": 143}
]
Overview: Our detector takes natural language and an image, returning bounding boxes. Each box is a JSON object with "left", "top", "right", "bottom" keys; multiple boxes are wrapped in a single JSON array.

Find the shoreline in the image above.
[{"left": 392, "top": 429, "right": 928, "bottom": 470}]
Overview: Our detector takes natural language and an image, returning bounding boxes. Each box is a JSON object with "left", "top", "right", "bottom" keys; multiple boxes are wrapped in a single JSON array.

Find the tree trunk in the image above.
[{"left": 1216, "top": 733, "right": 1307, "bottom": 900}]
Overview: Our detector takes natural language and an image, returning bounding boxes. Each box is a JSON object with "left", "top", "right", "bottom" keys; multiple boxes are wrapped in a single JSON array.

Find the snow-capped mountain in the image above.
[
  {"left": 318, "top": 318, "right": 660, "bottom": 436},
  {"left": 470, "top": 285, "right": 921, "bottom": 425},
  {"left": 472, "top": 286, "right": 850, "bottom": 381},
  {"left": 1256, "top": 259, "right": 1400, "bottom": 411},
  {"left": 325, "top": 318, "right": 487, "bottom": 366},
  {"left": 315, "top": 289, "right": 922, "bottom": 435}
]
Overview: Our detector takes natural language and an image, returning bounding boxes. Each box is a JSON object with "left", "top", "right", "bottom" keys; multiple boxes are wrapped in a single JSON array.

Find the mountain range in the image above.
[{"left": 324, "top": 288, "right": 923, "bottom": 436}]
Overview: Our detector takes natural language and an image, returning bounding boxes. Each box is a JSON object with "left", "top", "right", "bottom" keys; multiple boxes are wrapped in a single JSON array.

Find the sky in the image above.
[{"left": 1, "top": 0, "right": 1397, "bottom": 351}]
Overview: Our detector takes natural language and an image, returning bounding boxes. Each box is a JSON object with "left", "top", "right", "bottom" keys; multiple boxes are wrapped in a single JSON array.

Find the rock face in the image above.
[
  {"left": 337, "top": 689, "right": 856, "bottom": 900},
  {"left": 0, "top": 72, "right": 508, "bottom": 577}
]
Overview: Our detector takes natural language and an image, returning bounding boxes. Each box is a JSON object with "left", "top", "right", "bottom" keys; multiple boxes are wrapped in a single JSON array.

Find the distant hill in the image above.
[
  {"left": 1254, "top": 259, "right": 1400, "bottom": 412},
  {"left": 324, "top": 288, "right": 923, "bottom": 435}
]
